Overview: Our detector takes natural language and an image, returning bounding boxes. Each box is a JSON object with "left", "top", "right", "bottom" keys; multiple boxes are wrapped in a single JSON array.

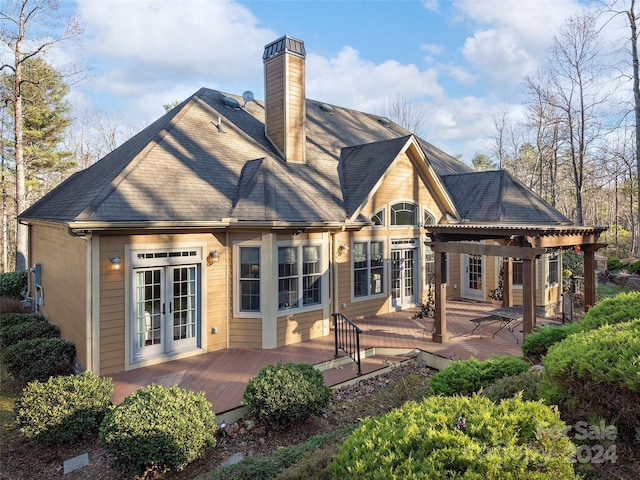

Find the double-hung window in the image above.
[
  {"left": 512, "top": 258, "right": 523, "bottom": 286},
  {"left": 278, "top": 245, "right": 322, "bottom": 310},
  {"left": 353, "top": 241, "right": 384, "bottom": 297},
  {"left": 239, "top": 247, "right": 260, "bottom": 312}
]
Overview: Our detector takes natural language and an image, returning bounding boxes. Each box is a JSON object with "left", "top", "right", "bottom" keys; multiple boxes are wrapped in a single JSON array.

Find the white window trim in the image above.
[
  {"left": 351, "top": 238, "right": 387, "bottom": 303},
  {"left": 234, "top": 242, "right": 263, "bottom": 318},
  {"left": 276, "top": 242, "right": 324, "bottom": 313},
  {"left": 389, "top": 200, "right": 420, "bottom": 229}
]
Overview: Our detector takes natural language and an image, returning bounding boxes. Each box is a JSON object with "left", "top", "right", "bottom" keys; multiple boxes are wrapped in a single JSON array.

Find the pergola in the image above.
[{"left": 425, "top": 224, "right": 608, "bottom": 343}]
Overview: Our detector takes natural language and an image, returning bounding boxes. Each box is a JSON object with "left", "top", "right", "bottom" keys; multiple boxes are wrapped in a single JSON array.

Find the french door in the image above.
[
  {"left": 391, "top": 244, "right": 416, "bottom": 307},
  {"left": 463, "top": 254, "right": 484, "bottom": 299},
  {"left": 133, "top": 265, "right": 199, "bottom": 360}
]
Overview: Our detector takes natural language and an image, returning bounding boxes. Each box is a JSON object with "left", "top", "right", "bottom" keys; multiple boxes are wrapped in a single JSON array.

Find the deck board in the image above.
[{"left": 109, "top": 301, "right": 554, "bottom": 414}]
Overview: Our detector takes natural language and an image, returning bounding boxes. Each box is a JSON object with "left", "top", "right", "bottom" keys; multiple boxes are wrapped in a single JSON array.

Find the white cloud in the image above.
[
  {"left": 423, "top": 0, "right": 440, "bottom": 13},
  {"left": 76, "top": 0, "right": 275, "bottom": 100},
  {"left": 306, "top": 47, "right": 443, "bottom": 114},
  {"left": 454, "top": 0, "right": 581, "bottom": 83}
]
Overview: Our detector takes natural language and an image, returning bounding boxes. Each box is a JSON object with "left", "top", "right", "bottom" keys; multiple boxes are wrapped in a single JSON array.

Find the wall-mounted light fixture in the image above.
[
  {"left": 110, "top": 256, "right": 122, "bottom": 271},
  {"left": 336, "top": 243, "right": 349, "bottom": 257},
  {"left": 206, "top": 250, "right": 220, "bottom": 266}
]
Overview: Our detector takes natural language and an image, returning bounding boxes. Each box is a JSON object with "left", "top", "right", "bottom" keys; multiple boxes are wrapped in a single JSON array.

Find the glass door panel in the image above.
[
  {"left": 169, "top": 266, "right": 197, "bottom": 351},
  {"left": 391, "top": 248, "right": 416, "bottom": 307},
  {"left": 463, "top": 254, "right": 484, "bottom": 299},
  {"left": 134, "top": 268, "right": 164, "bottom": 358}
]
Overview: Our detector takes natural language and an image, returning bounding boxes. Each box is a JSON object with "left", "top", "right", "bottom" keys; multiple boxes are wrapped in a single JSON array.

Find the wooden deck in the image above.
[{"left": 109, "top": 301, "right": 553, "bottom": 416}]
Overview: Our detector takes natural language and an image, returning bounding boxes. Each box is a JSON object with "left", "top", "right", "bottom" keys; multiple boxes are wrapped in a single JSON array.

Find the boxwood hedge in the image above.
[
  {"left": 99, "top": 384, "right": 217, "bottom": 475},
  {"left": 15, "top": 372, "right": 113, "bottom": 444},
  {"left": 0, "top": 320, "right": 60, "bottom": 348},
  {"left": 1, "top": 337, "right": 75, "bottom": 382}
]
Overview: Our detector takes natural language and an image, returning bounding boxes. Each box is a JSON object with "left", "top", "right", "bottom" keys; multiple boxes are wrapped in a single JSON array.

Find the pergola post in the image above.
[
  {"left": 432, "top": 251, "right": 448, "bottom": 343},
  {"left": 522, "top": 257, "right": 536, "bottom": 335},
  {"left": 583, "top": 248, "right": 595, "bottom": 310},
  {"left": 502, "top": 257, "right": 513, "bottom": 307}
]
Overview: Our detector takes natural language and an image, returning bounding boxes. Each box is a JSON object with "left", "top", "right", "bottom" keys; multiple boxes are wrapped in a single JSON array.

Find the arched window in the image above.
[
  {"left": 423, "top": 209, "right": 436, "bottom": 226},
  {"left": 372, "top": 209, "right": 385, "bottom": 226},
  {"left": 390, "top": 202, "right": 418, "bottom": 226}
]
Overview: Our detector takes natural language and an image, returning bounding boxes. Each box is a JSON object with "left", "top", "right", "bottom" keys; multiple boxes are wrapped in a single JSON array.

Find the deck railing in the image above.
[{"left": 332, "top": 313, "right": 363, "bottom": 375}]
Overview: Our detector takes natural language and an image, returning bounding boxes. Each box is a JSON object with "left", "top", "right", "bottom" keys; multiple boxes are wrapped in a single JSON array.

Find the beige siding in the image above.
[
  {"left": 228, "top": 232, "right": 263, "bottom": 348},
  {"left": 265, "top": 56, "right": 285, "bottom": 151},
  {"left": 276, "top": 308, "right": 324, "bottom": 346},
  {"left": 30, "top": 223, "right": 89, "bottom": 368},
  {"left": 99, "top": 232, "right": 228, "bottom": 374}
]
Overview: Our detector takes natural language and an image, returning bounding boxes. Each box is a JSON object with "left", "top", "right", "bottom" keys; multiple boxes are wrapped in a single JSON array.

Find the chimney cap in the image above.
[{"left": 263, "top": 35, "right": 306, "bottom": 61}]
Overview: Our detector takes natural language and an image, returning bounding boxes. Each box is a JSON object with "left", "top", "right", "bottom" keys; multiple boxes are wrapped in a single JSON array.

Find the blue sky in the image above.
[{"left": 56, "top": 0, "right": 608, "bottom": 162}]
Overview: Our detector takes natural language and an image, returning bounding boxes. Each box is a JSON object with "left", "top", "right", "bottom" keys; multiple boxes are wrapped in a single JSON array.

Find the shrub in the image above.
[
  {"left": 2, "top": 337, "right": 75, "bottom": 382},
  {"left": 99, "top": 384, "right": 217, "bottom": 475},
  {"left": 541, "top": 319, "right": 640, "bottom": 439},
  {"left": 0, "top": 271, "right": 28, "bottom": 299},
  {"left": 243, "top": 362, "right": 331, "bottom": 425},
  {"left": 14, "top": 372, "right": 113, "bottom": 444},
  {"left": 607, "top": 257, "right": 626, "bottom": 272},
  {"left": 628, "top": 259, "right": 640, "bottom": 274},
  {"left": 521, "top": 324, "right": 578, "bottom": 361},
  {"left": 522, "top": 291, "right": 640, "bottom": 359},
  {"left": 0, "top": 320, "right": 60, "bottom": 348},
  {"left": 481, "top": 369, "right": 543, "bottom": 403},
  {"left": 0, "top": 312, "right": 46, "bottom": 330},
  {"left": 331, "top": 395, "right": 577, "bottom": 479},
  {"left": 428, "top": 355, "right": 530, "bottom": 397}
]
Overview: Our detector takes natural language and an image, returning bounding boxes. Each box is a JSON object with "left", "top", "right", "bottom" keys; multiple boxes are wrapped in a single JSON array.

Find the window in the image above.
[
  {"left": 548, "top": 252, "right": 559, "bottom": 285},
  {"left": 278, "top": 245, "right": 322, "bottom": 310},
  {"left": 239, "top": 247, "right": 260, "bottom": 312},
  {"left": 390, "top": 202, "right": 417, "bottom": 226},
  {"left": 423, "top": 209, "right": 436, "bottom": 226},
  {"left": 353, "top": 241, "right": 384, "bottom": 297},
  {"left": 512, "top": 258, "right": 523, "bottom": 286},
  {"left": 424, "top": 246, "right": 435, "bottom": 285},
  {"left": 372, "top": 209, "right": 385, "bottom": 226}
]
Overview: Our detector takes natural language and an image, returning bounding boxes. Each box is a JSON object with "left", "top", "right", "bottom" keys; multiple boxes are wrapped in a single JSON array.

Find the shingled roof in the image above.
[
  {"left": 19, "top": 88, "right": 472, "bottom": 227},
  {"left": 440, "top": 169, "right": 572, "bottom": 225}
]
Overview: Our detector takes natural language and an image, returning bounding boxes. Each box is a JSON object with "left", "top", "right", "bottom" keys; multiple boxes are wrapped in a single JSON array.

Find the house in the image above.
[{"left": 18, "top": 36, "right": 606, "bottom": 375}]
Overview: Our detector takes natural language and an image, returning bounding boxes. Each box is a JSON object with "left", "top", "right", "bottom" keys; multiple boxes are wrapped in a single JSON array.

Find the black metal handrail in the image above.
[{"left": 332, "top": 313, "right": 363, "bottom": 375}]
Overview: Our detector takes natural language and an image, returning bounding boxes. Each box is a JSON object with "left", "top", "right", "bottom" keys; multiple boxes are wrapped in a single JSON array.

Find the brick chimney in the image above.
[{"left": 263, "top": 35, "right": 306, "bottom": 164}]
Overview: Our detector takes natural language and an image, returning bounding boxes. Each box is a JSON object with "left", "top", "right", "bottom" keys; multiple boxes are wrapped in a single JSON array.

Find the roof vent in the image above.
[
  {"left": 222, "top": 96, "right": 240, "bottom": 109},
  {"left": 378, "top": 117, "right": 391, "bottom": 127},
  {"left": 319, "top": 103, "right": 333, "bottom": 114}
]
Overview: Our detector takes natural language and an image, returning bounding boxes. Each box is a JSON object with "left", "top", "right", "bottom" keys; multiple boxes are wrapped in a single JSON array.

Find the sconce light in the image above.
[
  {"left": 207, "top": 250, "right": 220, "bottom": 265},
  {"left": 336, "top": 243, "right": 349, "bottom": 257},
  {"left": 110, "top": 256, "right": 122, "bottom": 271}
]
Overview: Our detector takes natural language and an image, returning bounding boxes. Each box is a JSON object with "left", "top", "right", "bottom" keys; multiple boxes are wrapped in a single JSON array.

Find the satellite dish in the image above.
[{"left": 242, "top": 90, "right": 254, "bottom": 106}]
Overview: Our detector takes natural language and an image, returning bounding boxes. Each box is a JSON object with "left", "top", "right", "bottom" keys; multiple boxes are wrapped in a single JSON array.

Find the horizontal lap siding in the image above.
[
  {"left": 31, "top": 224, "right": 89, "bottom": 368},
  {"left": 99, "top": 233, "right": 227, "bottom": 374},
  {"left": 277, "top": 308, "right": 324, "bottom": 346}
]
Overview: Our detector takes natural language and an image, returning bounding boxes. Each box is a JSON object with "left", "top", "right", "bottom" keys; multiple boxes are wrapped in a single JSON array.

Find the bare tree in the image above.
[
  {"left": 381, "top": 96, "right": 427, "bottom": 138},
  {"left": 539, "top": 14, "right": 608, "bottom": 225},
  {"left": 0, "top": 0, "right": 81, "bottom": 270}
]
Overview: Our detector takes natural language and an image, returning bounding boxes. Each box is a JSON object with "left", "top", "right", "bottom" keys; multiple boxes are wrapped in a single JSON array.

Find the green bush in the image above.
[
  {"left": 522, "top": 291, "right": 640, "bottom": 359},
  {"left": 0, "top": 312, "right": 46, "bottom": 330},
  {"left": 14, "top": 372, "right": 113, "bottom": 444},
  {"left": 331, "top": 395, "right": 577, "bottom": 479},
  {"left": 628, "top": 259, "right": 640, "bottom": 274},
  {"left": 99, "top": 384, "right": 217, "bottom": 475},
  {"left": 0, "top": 320, "right": 60, "bottom": 348},
  {"left": 428, "top": 355, "right": 530, "bottom": 397},
  {"left": 541, "top": 319, "right": 640, "bottom": 438},
  {"left": 0, "top": 270, "right": 28, "bottom": 299},
  {"left": 606, "top": 257, "right": 626, "bottom": 271},
  {"left": 522, "top": 324, "right": 578, "bottom": 361},
  {"left": 243, "top": 362, "right": 331, "bottom": 425},
  {"left": 2, "top": 337, "right": 75, "bottom": 382},
  {"left": 481, "top": 370, "right": 543, "bottom": 403}
]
